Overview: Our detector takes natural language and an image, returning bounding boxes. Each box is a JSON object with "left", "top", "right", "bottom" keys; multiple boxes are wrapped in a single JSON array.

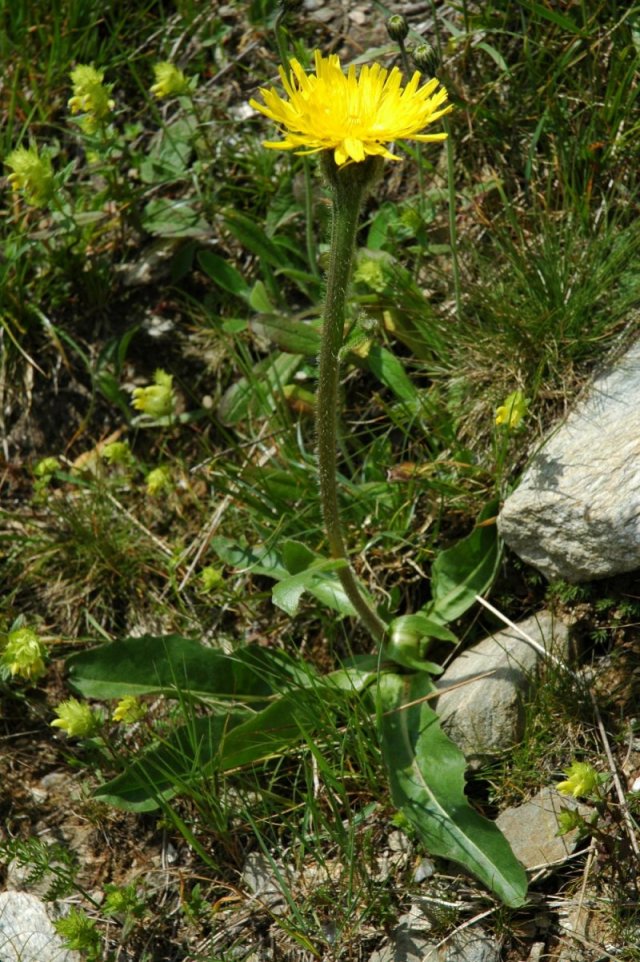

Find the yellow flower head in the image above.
[
  {"left": 51, "top": 698, "right": 100, "bottom": 738},
  {"left": 112, "top": 695, "right": 147, "bottom": 724},
  {"left": 150, "top": 61, "right": 191, "bottom": 99},
  {"left": 131, "top": 369, "right": 175, "bottom": 418},
  {"left": 68, "top": 65, "right": 115, "bottom": 132},
  {"left": 495, "top": 389, "right": 528, "bottom": 429},
  {"left": 249, "top": 50, "right": 452, "bottom": 167},
  {"left": 557, "top": 761, "right": 599, "bottom": 798},
  {"left": 146, "top": 465, "right": 172, "bottom": 495},
  {"left": 4, "top": 145, "right": 54, "bottom": 206},
  {"left": 101, "top": 440, "right": 132, "bottom": 466},
  {"left": 1, "top": 626, "right": 47, "bottom": 682},
  {"left": 34, "top": 456, "right": 61, "bottom": 478}
]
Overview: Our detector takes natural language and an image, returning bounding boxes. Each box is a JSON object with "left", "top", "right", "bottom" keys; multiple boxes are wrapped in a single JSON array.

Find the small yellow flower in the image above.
[
  {"left": 495, "top": 390, "right": 528, "bottom": 429},
  {"left": 4, "top": 145, "right": 54, "bottom": 206},
  {"left": 557, "top": 761, "right": 599, "bottom": 798},
  {"left": 150, "top": 62, "right": 191, "bottom": 99},
  {"left": 33, "top": 456, "right": 61, "bottom": 478},
  {"left": 249, "top": 50, "right": 452, "bottom": 167},
  {"left": 1, "top": 626, "right": 47, "bottom": 682},
  {"left": 131, "top": 369, "right": 175, "bottom": 418},
  {"left": 199, "top": 566, "right": 224, "bottom": 592},
  {"left": 101, "top": 441, "right": 132, "bottom": 465},
  {"left": 68, "top": 65, "right": 115, "bottom": 132},
  {"left": 112, "top": 696, "right": 146, "bottom": 724},
  {"left": 146, "top": 465, "right": 172, "bottom": 495},
  {"left": 51, "top": 698, "right": 99, "bottom": 737}
]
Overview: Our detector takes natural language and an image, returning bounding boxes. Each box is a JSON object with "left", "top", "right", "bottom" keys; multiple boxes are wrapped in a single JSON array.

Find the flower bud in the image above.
[
  {"left": 386, "top": 14, "right": 409, "bottom": 43},
  {"left": 412, "top": 42, "right": 439, "bottom": 75}
]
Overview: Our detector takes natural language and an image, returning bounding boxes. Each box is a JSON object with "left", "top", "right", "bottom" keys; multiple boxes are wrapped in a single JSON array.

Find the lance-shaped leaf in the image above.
[{"left": 378, "top": 671, "right": 528, "bottom": 907}]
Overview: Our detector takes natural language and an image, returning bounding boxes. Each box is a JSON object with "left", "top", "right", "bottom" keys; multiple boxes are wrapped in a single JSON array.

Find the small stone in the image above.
[
  {"left": 444, "top": 928, "right": 500, "bottom": 962},
  {"left": 496, "top": 787, "right": 592, "bottom": 870},
  {"left": 0, "top": 893, "right": 82, "bottom": 962},
  {"left": 433, "top": 611, "right": 569, "bottom": 759},
  {"left": 241, "top": 852, "right": 286, "bottom": 910},
  {"left": 413, "top": 857, "right": 435, "bottom": 883}
]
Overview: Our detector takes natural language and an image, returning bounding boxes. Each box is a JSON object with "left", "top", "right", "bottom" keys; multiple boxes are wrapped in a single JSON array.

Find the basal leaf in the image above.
[
  {"left": 95, "top": 687, "right": 341, "bottom": 810},
  {"left": 67, "top": 635, "right": 309, "bottom": 701},
  {"left": 378, "top": 672, "right": 528, "bottom": 907}
]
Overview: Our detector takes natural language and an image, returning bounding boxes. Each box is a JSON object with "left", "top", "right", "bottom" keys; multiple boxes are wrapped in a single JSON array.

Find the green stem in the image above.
[
  {"left": 444, "top": 116, "right": 462, "bottom": 321},
  {"left": 317, "top": 156, "right": 387, "bottom": 644}
]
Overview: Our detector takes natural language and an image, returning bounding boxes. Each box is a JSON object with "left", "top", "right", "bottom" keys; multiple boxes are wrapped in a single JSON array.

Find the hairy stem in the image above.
[{"left": 316, "top": 156, "right": 387, "bottom": 644}]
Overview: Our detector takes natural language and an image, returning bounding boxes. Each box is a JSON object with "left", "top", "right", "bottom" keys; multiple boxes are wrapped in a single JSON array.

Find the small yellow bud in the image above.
[
  {"left": 495, "top": 389, "right": 528, "bottom": 429},
  {"left": 1, "top": 626, "right": 47, "bottom": 682},
  {"left": 112, "top": 696, "right": 146, "bottom": 724},
  {"left": 150, "top": 62, "right": 191, "bottom": 99},
  {"left": 146, "top": 465, "right": 172, "bottom": 495},
  {"left": 557, "top": 761, "right": 599, "bottom": 798},
  {"left": 4, "top": 145, "right": 54, "bottom": 206},
  {"left": 131, "top": 369, "right": 175, "bottom": 418},
  {"left": 51, "top": 698, "right": 100, "bottom": 738}
]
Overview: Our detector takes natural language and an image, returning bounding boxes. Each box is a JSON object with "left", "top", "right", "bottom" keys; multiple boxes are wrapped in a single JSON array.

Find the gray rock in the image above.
[
  {"left": 241, "top": 852, "right": 286, "bottom": 911},
  {"left": 496, "top": 787, "right": 591, "bottom": 870},
  {"left": 445, "top": 929, "right": 500, "bottom": 962},
  {"left": 368, "top": 920, "right": 500, "bottom": 962},
  {"left": 498, "top": 338, "right": 640, "bottom": 582},
  {"left": 0, "top": 892, "right": 82, "bottom": 962},
  {"left": 433, "top": 611, "right": 568, "bottom": 758}
]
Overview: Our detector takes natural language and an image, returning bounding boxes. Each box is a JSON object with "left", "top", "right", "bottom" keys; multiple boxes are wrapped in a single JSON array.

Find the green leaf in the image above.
[
  {"left": 95, "top": 687, "right": 341, "bottom": 811},
  {"left": 197, "top": 250, "right": 250, "bottom": 299},
  {"left": 517, "top": 0, "right": 583, "bottom": 33},
  {"left": 142, "top": 198, "right": 209, "bottom": 238},
  {"left": 248, "top": 280, "right": 275, "bottom": 313},
  {"left": 220, "top": 688, "right": 331, "bottom": 769},
  {"left": 93, "top": 714, "right": 233, "bottom": 811},
  {"left": 385, "top": 614, "right": 456, "bottom": 673},
  {"left": 365, "top": 344, "right": 418, "bottom": 403},
  {"left": 378, "top": 672, "right": 528, "bottom": 907},
  {"left": 476, "top": 41, "right": 511, "bottom": 76},
  {"left": 217, "top": 351, "right": 303, "bottom": 425},
  {"left": 428, "top": 499, "right": 501, "bottom": 623},
  {"left": 272, "top": 557, "right": 353, "bottom": 617},
  {"left": 211, "top": 536, "right": 289, "bottom": 579},
  {"left": 223, "top": 211, "right": 289, "bottom": 268},
  {"left": 66, "top": 635, "right": 307, "bottom": 701},
  {"left": 250, "top": 315, "right": 321, "bottom": 355}
]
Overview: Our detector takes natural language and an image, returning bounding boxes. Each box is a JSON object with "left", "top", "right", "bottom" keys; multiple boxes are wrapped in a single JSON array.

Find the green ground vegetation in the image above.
[{"left": 1, "top": 0, "right": 640, "bottom": 959}]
